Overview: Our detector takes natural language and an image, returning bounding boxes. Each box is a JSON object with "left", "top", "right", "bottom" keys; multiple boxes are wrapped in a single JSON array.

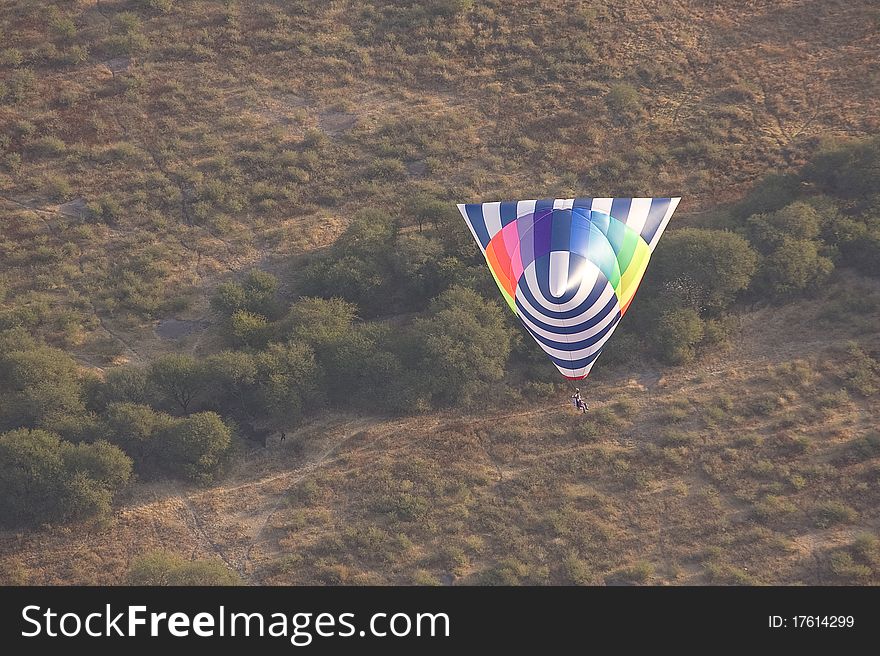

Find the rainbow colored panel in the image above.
[{"left": 458, "top": 198, "right": 681, "bottom": 379}]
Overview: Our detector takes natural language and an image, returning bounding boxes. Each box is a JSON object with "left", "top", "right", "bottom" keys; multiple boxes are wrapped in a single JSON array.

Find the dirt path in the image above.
[{"left": 149, "top": 402, "right": 576, "bottom": 583}]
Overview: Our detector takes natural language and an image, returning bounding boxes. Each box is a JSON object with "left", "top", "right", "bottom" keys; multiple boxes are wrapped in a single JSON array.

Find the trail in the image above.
[{"left": 164, "top": 403, "right": 573, "bottom": 583}]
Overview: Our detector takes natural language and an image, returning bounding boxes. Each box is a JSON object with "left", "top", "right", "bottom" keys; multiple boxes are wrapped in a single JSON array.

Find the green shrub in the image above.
[
  {"left": 607, "top": 560, "right": 654, "bottom": 585},
  {"left": 747, "top": 202, "right": 823, "bottom": 252},
  {"left": 102, "top": 402, "right": 174, "bottom": 474},
  {"left": 229, "top": 309, "right": 269, "bottom": 347},
  {"left": 155, "top": 412, "right": 231, "bottom": 483},
  {"left": 0, "top": 48, "right": 24, "bottom": 67},
  {"left": 560, "top": 550, "right": 594, "bottom": 585},
  {"left": 606, "top": 82, "right": 642, "bottom": 118},
  {"left": 409, "top": 286, "right": 513, "bottom": 406},
  {"left": 48, "top": 12, "right": 77, "bottom": 41},
  {"left": 126, "top": 550, "right": 242, "bottom": 585},
  {"left": 282, "top": 297, "right": 357, "bottom": 347},
  {"left": 828, "top": 551, "right": 871, "bottom": 581},
  {"left": 140, "top": 0, "right": 174, "bottom": 13},
  {"left": 652, "top": 308, "right": 704, "bottom": 364},
  {"left": 640, "top": 228, "right": 758, "bottom": 314},
  {"left": 755, "top": 238, "right": 833, "bottom": 297},
  {"left": 0, "top": 429, "right": 131, "bottom": 527},
  {"left": 754, "top": 494, "right": 798, "bottom": 524},
  {"left": 731, "top": 173, "right": 801, "bottom": 219},
  {"left": 0, "top": 346, "right": 87, "bottom": 431},
  {"left": 148, "top": 354, "right": 209, "bottom": 413},
  {"left": 812, "top": 501, "right": 857, "bottom": 529},
  {"left": 802, "top": 136, "right": 880, "bottom": 200},
  {"left": 211, "top": 269, "right": 279, "bottom": 319},
  {"left": 86, "top": 195, "right": 123, "bottom": 225},
  {"left": 840, "top": 342, "right": 880, "bottom": 396},
  {"left": 45, "top": 175, "right": 73, "bottom": 201}
]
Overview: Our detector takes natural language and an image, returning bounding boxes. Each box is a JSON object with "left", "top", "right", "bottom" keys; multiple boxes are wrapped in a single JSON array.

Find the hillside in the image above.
[
  {"left": 1, "top": 1, "right": 879, "bottom": 586},
  {"left": 1, "top": 0, "right": 878, "bottom": 359},
  {"left": 3, "top": 276, "right": 879, "bottom": 585}
]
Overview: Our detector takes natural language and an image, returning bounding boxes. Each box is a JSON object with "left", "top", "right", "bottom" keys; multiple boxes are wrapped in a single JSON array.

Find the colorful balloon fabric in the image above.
[{"left": 457, "top": 198, "right": 681, "bottom": 380}]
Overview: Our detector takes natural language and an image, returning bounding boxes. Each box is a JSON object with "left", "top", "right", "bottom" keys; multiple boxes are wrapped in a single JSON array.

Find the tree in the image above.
[
  {"left": 0, "top": 429, "right": 65, "bottom": 526},
  {"left": 204, "top": 351, "right": 258, "bottom": 418},
  {"left": 409, "top": 286, "right": 513, "bottom": 405},
  {"left": 156, "top": 412, "right": 231, "bottom": 482},
  {"left": 252, "top": 341, "right": 322, "bottom": 426},
  {"left": 102, "top": 402, "right": 174, "bottom": 474},
  {"left": 0, "top": 346, "right": 86, "bottom": 431},
  {"left": 318, "top": 324, "right": 417, "bottom": 414},
  {"left": 731, "top": 173, "right": 801, "bottom": 220},
  {"left": 652, "top": 308, "right": 705, "bottom": 364},
  {"left": 301, "top": 255, "right": 388, "bottom": 317},
  {"left": 747, "top": 201, "right": 823, "bottom": 253},
  {"left": 283, "top": 297, "right": 357, "bottom": 348},
  {"left": 210, "top": 269, "right": 279, "bottom": 319},
  {"left": 390, "top": 233, "right": 447, "bottom": 308},
  {"left": 126, "top": 550, "right": 242, "bottom": 585},
  {"left": 87, "top": 365, "right": 150, "bottom": 411},
  {"left": 0, "top": 429, "right": 131, "bottom": 527},
  {"left": 802, "top": 136, "right": 880, "bottom": 201},
  {"left": 336, "top": 208, "right": 397, "bottom": 260},
  {"left": 148, "top": 354, "right": 208, "bottom": 413},
  {"left": 228, "top": 309, "right": 269, "bottom": 348},
  {"left": 756, "top": 238, "right": 834, "bottom": 297},
  {"left": 642, "top": 228, "right": 759, "bottom": 315}
]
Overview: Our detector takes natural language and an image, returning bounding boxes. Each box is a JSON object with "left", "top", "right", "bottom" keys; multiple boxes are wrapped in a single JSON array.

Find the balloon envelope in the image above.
[{"left": 457, "top": 198, "right": 681, "bottom": 379}]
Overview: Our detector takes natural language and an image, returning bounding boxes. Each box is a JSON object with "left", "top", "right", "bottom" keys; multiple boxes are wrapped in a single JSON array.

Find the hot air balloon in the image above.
[{"left": 457, "top": 197, "right": 680, "bottom": 380}]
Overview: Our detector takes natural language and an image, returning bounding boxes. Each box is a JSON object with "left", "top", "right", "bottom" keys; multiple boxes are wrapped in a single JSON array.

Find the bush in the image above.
[
  {"left": 283, "top": 297, "right": 357, "bottom": 347},
  {"left": 0, "top": 429, "right": 131, "bottom": 527},
  {"left": 607, "top": 560, "right": 654, "bottom": 585},
  {"left": 126, "top": 551, "right": 242, "bottom": 585},
  {"left": 140, "top": 0, "right": 174, "bottom": 13},
  {"left": 732, "top": 173, "right": 802, "bottom": 220},
  {"left": 86, "top": 196, "right": 123, "bottom": 225},
  {"left": 840, "top": 343, "right": 880, "bottom": 396},
  {"left": 606, "top": 82, "right": 642, "bottom": 118},
  {"left": 88, "top": 366, "right": 150, "bottom": 410},
  {"left": 0, "top": 48, "right": 24, "bottom": 67},
  {"left": 802, "top": 136, "right": 880, "bottom": 200},
  {"left": 0, "top": 346, "right": 87, "bottom": 431},
  {"left": 148, "top": 354, "right": 209, "bottom": 413},
  {"left": 560, "top": 550, "right": 594, "bottom": 584},
  {"left": 211, "top": 269, "right": 279, "bottom": 319},
  {"left": 754, "top": 494, "right": 798, "bottom": 524},
  {"left": 833, "top": 212, "right": 880, "bottom": 277},
  {"left": 228, "top": 309, "right": 269, "bottom": 347},
  {"left": 747, "top": 202, "right": 823, "bottom": 252},
  {"left": 48, "top": 12, "right": 77, "bottom": 41},
  {"left": 251, "top": 341, "right": 323, "bottom": 425},
  {"left": 652, "top": 308, "right": 704, "bottom": 364},
  {"left": 828, "top": 551, "right": 871, "bottom": 581},
  {"left": 367, "top": 157, "right": 407, "bottom": 181},
  {"left": 425, "top": 0, "right": 473, "bottom": 18},
  {"left": 102, "top": 402, "right": 174, "bottom": 474},
  {"left": 755, "top": 238, "right": 833, "bottom": 297},
  {"left": 812, "top": 501, "right": 857, "bottom": 528},
  {"left": 409, "top": 286, "right": 513, "bottom": 406},
  {"left": 317, "top": 325, "right": 415, "bottom": 414},
  {"left": 640, "top": 228, "right": 758, "bottom": 314},
  {"left": 155, "top": 412, "right": 231, "bottom": 483}
]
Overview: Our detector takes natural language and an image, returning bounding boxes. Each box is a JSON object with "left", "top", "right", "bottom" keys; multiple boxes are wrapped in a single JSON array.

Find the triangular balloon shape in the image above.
[{"left": 457, "top": 197, "right": 681, "bottom": 379}]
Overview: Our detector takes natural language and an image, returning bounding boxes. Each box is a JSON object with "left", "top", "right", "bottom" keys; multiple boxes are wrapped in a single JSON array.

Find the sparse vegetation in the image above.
[{"left": 0, "top": 0, "right": 877, "bottom": 586}]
